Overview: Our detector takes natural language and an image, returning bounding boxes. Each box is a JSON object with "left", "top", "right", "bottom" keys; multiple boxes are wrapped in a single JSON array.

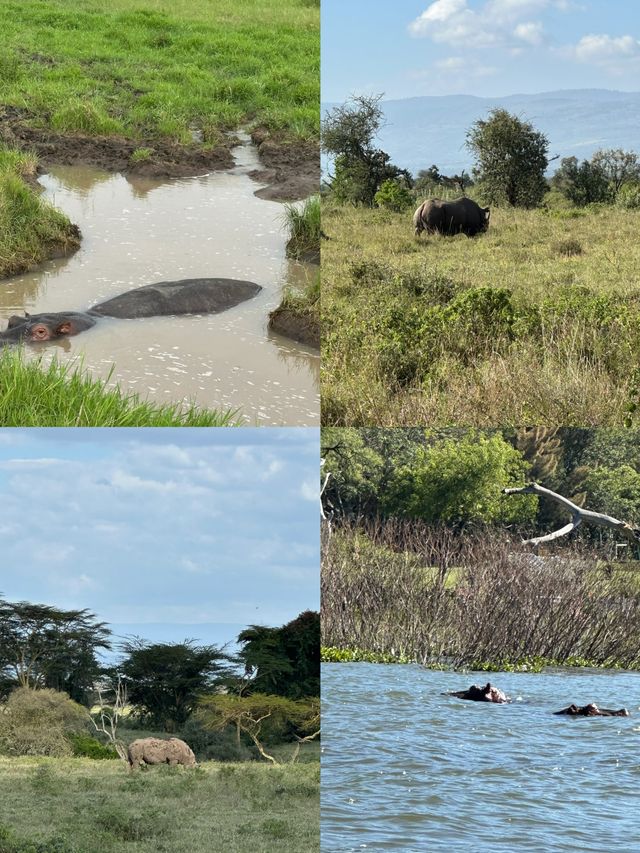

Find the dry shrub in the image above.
[{"left": 0, "top": 687, "right": 89, "bottom": 757}]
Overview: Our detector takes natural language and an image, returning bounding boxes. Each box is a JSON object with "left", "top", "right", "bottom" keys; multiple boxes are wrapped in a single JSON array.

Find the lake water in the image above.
[
  {"left": 0, "top": 136, "right": 319, "bottom": 425},
  {"left": 321, "top": 663, "right": 640, "bottom": 852}
]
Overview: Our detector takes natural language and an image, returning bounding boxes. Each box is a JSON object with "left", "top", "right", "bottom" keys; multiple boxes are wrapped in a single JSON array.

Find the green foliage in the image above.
[
  {"left": 591, "top": 148, "right": 640, "bottom": 196},
  {"left": 237, "top": 611, "right": 320, "bottom": 699},
  {"left": 178, "top": 717, "right": 252, "bottom": 762},
  {"left": 0, "top": 688, "right": 89, "bottom": 757},
  {"left": 386, "top": 432, "right": 536, "bottom": 525},
  {"left": 581, "top": 464, "right": 640, "bottom": 526},
  {"left": 550, "top": 156, "right": 610, "bottom": 206},
  {"left": 118, "top": 641, "right": 232, "bottom": 731},
  {"left": 466, "top": 108, "right": 548, "bottom": 207},
  {"left": 617, "top": 182, "right": 640, "bottom": 209},
  {"left": 374, "top": 179, "right": 413, "bottom": 212},
  {"left": 95, "top": 807, "right": 167, "bottom": 842},
  {"left": 321, "top": 647, "right": 413, "bottom": 664},
  {"left": 283, "top": 195, "right": 321, "bottom": 260},
  {"left": 67, "top": 733, "right": 117, "bottom": 760}
]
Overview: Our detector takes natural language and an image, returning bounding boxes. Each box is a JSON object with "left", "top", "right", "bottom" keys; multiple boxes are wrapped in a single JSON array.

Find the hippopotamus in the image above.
[
  {"left": 444, "top": 683, "right": 510, "bottom": 704},
  {"left": 127, "top": 737, "right": 197, "bottom": 769},
  {"left": 554, "top": 703, "right": 630, "bottom": 717},
  {"left": 0, "top": 278, "right": 262, "bottom": 344},
  {"left": 413, "top": 197, "right": 490, "bottom": 237}
]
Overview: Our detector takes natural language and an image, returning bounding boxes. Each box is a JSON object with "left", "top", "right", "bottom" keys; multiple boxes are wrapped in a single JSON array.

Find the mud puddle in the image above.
[{"left": 0, "top": 138, "right": 319, "bottom": 425}]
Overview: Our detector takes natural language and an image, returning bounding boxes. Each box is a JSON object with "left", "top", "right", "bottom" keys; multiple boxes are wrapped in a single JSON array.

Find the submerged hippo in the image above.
[
  {"left": 554, "top": 703, "right": 630, "bottom": 717},
  {"left": 444, "top": 683, "right": 510, "bottom": 704},
  {"left": 0, "top": 278, "right": 262, "bottom": 344}
]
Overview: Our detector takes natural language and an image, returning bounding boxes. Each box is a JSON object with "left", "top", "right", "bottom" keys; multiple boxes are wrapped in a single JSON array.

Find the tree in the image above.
[
  {"left": 386, "top": 432, "right": 537, "bottom": 525},
  {"left": 550, "top": 156, "right": 610, "bottom": 206},
  {"left": 374, "top": 178, "right": 413, "bottom": 212},
  {"left": 197, "top": 693, "right": 320, "bottom": 764},
  {"left": 591, "top": 148, "right": 640, "bottom": 197},
  {"left": 118, "top": 640, "right": 232, "bottom": 731},
  {"left": 322, "top": 94, "right": 410, "bottom": 205},
  {"left": 466, "top": 109, "right": 548, "bottom": 207},
  {"left": 237, "top": 610, "right": 320, "bottom": 699},
  {"left": 0, "top": 601, "right": 110, "bottom": 704}
]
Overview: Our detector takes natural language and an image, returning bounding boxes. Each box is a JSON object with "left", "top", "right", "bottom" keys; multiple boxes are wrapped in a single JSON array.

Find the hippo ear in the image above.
[{"left": 55, "top": 321, "right": 74, "bottom": 336}]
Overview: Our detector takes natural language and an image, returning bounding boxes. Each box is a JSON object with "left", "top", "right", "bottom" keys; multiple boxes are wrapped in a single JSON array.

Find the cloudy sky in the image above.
[
  {"left": 322, "top": 0, "right": 640, "bottom": 101},
  {"left": 0, "top": 428, "right": 319, "bottom": 656}
]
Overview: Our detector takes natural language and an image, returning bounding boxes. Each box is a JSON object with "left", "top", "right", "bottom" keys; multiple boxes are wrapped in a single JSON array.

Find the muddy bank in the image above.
[
  {"left": 269, "top": 305, "right": 320, "bottom": 349},
  {"left": 0, "top": 108, "right": 319, "bottom": 196}
]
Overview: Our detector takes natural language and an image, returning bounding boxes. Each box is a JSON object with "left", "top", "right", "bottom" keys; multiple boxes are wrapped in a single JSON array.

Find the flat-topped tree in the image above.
[{"left": 502, "top": 482, "right": 640, "bottom": 547}]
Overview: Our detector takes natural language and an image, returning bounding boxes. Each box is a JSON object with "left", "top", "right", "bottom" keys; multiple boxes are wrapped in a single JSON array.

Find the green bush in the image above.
[
  {"left": 617, "top": 182, "right": 640, "bottom": 209},
  {"left": 67, "top": 733, "right": 118, "bottom": 760},
  {"left": 374, "top": 179, "right": 413, "bottom": 212}
]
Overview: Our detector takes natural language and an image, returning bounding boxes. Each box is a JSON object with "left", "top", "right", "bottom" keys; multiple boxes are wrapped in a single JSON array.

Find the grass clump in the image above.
[
  {"left": 0, "top": 145, "right": 80, "bottom": 278},
  {"left": 269, "top": 271, "right": 320, "bottom": 348},
  {"left": 283, "top": 195, "right": 321, "bottom": 263},
  {"left": 0, "top": 348, "right": 237, "bottom": 426}
]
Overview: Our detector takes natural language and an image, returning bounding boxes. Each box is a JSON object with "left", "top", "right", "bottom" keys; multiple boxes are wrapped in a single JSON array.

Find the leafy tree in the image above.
[
  {"left": 118, "top": 640, "right": 232, "bottom": 731},
  {"left": 550, "top": 156, "right": 610, "bottom": 206},
  {"left": 0, "top": 601, "right": 110, "bottom": 704},
  {"left": 237, "top": 610, "right": 319, "bottom": 699},
  {"left": 385, "top": 432, "right": 537, "bottom": 525},
  {"left": 466, "top": 109, "right": 548, "bottom": 207},
  {"left": 581, "top": 465, "right": 640, "bottom": 527},
  {"left": 591, "top": 148, "right": 640, "bottom": 197},
  {"left": 322, "top": 94, "right": 410, "bottom": 205},
  {"left": 322, "top": 427, "right": 385, "bottom": 517}
]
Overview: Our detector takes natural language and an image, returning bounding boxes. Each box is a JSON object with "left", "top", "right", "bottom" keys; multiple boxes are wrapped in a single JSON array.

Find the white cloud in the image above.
[
  {"left": 573, "top": 34, "right": 640, "bottom": 63},
  {"left": 300, "top": 479, "right": 318, "bottom": 502},
  {"left": 408, "top": 0, "right": 567, "bottom": 49}
]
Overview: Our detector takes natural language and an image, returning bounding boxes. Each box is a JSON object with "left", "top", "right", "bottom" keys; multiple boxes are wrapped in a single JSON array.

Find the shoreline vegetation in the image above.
[{"left": 0, "top": 0, "right": 320, "bottom": 191}]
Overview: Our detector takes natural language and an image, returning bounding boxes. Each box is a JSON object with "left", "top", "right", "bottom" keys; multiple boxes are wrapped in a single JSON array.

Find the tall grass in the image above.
[
  {"left": 0, "top": 348, "right": 237, "bottom": 426},
  {"left": 283, "top": 195, "right": 321, "bottom": 261},
  {"left": 0, "top": 0, "right": 319, "bottom": 142},
  {"left": 321, "top": 203, "right": 640, "bottom": 425},
  {"left": 0, "top": 146, "right": 80, "bottom": 277},
  {"left": 321, "top": 520, "right": 640, "bottom": 668},
  {"left": 0, "top": 755, "right": 319, "bottom": 853}
]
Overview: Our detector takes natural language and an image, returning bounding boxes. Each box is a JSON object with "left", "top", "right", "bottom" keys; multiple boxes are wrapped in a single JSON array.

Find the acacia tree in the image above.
[
  {"left": 591, "top": 148, "right": 640, "bottom": 196},
  {"left": 322, "top": 94, "right": 410, "bottom": 205},
  {"left": 466, "top": 109, "right": 549, "bottom": 207},
  {"left": 0, "top": 601, "right": 110, "bottom": 704}
]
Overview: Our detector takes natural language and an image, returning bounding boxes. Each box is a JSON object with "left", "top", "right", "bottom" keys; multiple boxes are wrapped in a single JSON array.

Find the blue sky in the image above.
[
  {"left": 322, "top": 1, "right": 640, "bottom": 101},
  {"left": 0, "top": 428, "right": 319, "bottom": 656}
]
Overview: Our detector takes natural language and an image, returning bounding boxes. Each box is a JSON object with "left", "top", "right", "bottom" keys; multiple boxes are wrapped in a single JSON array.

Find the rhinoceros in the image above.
[
  {"left": 127, "top": 737, "right": 196, "bottom": 769},
  {"left": 413, "top": 197, "right": 490, "bottom": 237}
]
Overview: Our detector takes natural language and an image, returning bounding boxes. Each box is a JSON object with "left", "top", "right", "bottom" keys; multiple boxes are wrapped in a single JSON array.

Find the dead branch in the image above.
[
  {"left": 502, "top": 482, "right": 640, "bottom": 546},
  {"left": 89, "top": 676, "right": 129, "bottom": 763}
]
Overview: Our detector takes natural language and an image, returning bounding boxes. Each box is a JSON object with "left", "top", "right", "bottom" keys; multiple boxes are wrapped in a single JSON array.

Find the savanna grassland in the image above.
[
  {"left": 0, "top": 752, "right": 320, "bottom": 853},
  {"left": 321, "top": 203, "right": 640, "bottom": 426}
]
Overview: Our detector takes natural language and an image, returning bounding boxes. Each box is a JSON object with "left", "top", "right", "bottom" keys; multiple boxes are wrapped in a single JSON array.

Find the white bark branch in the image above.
[{"left": 503, "top": 482, "right": 640, "bottom": 545}]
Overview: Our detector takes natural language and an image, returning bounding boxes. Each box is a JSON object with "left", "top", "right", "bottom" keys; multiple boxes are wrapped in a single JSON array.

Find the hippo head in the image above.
[{"left": 0, "top": 312, "right": 96, "bottom": 344}]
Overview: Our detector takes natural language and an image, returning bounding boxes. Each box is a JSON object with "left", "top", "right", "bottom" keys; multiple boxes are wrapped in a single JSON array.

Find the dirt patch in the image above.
[
  {"left": 249, "top": 128, "right": 319, "bottom": 201},
  {"left": 0, "top": 109, "right": 318, "bottom": 192},
  {"left": 269, "top": 306, "right": 320, "bottom": 349}
]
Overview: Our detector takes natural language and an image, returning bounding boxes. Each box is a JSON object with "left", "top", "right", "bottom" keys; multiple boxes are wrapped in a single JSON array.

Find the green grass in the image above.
[
  {"left": 0, "top": 0, "right": 319, "bottom": 144},
  {"left": 283, "top": 195, "right": 321, "bottom": 261},
  {"left": 0, "top": 755, "right": 319, "bottom": 853},
  {"left": 0, "top": 348, "right": 238, "bottom": 425},
  {"left": 322, "top": 203, "right": 640, "bottom": 426},
  {"left": 0, "top": 145, "right": 80, "bottom": 277}
]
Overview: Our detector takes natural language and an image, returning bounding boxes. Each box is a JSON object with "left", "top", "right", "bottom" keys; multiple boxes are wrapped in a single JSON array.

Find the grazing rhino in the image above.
[
  {"left": 554, "top": 703, "right": 630, "bottom": 717},
  {"left": 127, "top": 737, "right": 197, "bottom": 769},
  {"left": 413, "top": 197, "right": 490, "bottom": 237},
  {"left": 0, "top": 278, "right": 262, "bottom": 345},
  {"left": 443, "top": 682, "right": 510, "bottom": 704}
]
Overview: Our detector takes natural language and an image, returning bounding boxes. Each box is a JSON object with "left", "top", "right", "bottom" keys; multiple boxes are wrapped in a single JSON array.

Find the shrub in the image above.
[
  {"left": 374, "top": 179, "right": 413, "bottom": 212},
  {"left": 552, "top": 237, "right": 583, "bottom": 257},
  {"left": 616, "top": 182, "right": 640, "bottom": 209},
  {"left": 179, "top": 717, "right": 252, "bottom": 762},
  {"left": 67, "top": 733, "right": 118, "bottom": 760},
  {"left": 0, "top": 688, "right": 89, "bottom": 758}
]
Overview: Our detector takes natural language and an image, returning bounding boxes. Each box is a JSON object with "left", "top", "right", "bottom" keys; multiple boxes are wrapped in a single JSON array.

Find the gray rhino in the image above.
[
  {"left": 413, "top": 197, "right": 490, "bottom": 237},
  {"left": 127, "top": 737, "right": 197, "bottom": 769}
]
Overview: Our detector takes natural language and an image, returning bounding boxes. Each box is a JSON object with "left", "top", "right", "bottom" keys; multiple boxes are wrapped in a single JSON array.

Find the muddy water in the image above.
[{"left": 0, "top": 139, "right": 319, "bottom": 425}]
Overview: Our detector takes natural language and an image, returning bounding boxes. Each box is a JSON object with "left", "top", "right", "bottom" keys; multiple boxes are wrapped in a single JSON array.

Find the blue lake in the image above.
[{"left": 321, "top": 663, "right": 640, "bottom": 852}]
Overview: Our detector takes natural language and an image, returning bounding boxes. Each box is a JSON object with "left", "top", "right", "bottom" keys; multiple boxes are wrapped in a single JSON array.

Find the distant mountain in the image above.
[{"left": 322, "top": 89, "right": 640, "bottom": 178}]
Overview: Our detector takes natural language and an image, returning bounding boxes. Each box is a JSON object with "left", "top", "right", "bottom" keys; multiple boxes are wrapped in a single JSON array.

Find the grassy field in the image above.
[
  {"left": 321, "top": 203, "right": 640, "bottom": 426},
  {"left": 0, "top": 753, "right": 319, "bottom": 853},
  {"left": 0, "top": 348, "right": 237, "bottom": 425},
  {"left": 0, "top": 145, "right": 79, "bottom": 278},
  {"left": 0, "top": 0, "right": 319, "bottom": 144}
]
